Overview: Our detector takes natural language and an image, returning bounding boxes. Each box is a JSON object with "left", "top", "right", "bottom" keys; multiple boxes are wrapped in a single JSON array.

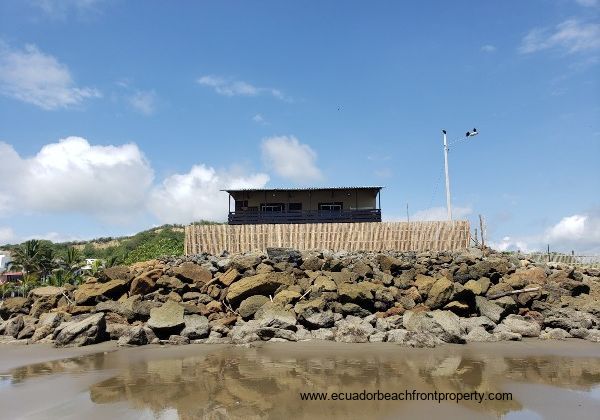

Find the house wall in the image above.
[
  {"left": 0, "top": 254, "right": 11, "bottom": 273},
  {"left": 229, "top": 190, "right": 378, "bottom": 211}
]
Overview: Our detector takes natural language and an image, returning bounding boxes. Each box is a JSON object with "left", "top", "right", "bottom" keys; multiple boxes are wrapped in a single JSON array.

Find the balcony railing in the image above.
[{"left": 227, "top": 209, "right": 382, "bottom": 225}]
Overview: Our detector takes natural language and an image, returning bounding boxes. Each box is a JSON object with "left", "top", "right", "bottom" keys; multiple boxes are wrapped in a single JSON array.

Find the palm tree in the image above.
[{"left": 9, "top": 239, "right": 44, "bottom": 275}]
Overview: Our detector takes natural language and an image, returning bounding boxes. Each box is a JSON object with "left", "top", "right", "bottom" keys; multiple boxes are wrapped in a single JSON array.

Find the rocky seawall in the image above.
[{"left": 1, "top": 248, "right": 599, "bottom": 347}]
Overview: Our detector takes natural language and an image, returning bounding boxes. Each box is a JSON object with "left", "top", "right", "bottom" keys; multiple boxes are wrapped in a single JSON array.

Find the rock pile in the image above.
[{"left": 1, "top": 248, "right": 599, "bottom": 347}]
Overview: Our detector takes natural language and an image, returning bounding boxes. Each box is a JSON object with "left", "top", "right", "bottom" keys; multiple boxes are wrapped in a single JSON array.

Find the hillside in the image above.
[{"left": 0, "top": 222, "right": 220, "bottom": 265}]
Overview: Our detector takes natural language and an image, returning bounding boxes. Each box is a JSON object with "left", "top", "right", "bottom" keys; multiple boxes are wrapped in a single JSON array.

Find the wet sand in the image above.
[{"left": 1, "top": 340, "right": 599, "bottom": 419}]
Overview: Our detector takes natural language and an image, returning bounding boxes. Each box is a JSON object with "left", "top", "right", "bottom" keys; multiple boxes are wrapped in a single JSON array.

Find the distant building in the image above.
[
  {"left": 222, "top": 186, "right": 383, "bottom": 225},
  {"left": 0, "top": 252, "right": 12, "bottom": 273}
]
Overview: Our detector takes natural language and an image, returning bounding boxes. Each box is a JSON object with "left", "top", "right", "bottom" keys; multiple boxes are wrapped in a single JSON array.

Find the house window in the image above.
[
  {"left": 288, "top": 203, "right": 302, "bottom": 211},
  {"left": 319, "top": 202, "right": 343, "bottom": 211},
  {"left": 260, "top": 203, "right": 285, "bottom": 212},
  {"left": 234, "top": 200, "right": 248, "bottom": 211}
]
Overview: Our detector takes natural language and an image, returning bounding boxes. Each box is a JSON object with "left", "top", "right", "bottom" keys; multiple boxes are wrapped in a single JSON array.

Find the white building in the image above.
[{"left": 0, "top": 252, "right": 12, "bottom": 273}]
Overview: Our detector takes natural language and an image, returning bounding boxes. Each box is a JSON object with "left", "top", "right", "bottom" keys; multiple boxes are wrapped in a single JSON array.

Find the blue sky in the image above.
[{"left": 0, "top": 0, "right": 599, "bottom": 252}]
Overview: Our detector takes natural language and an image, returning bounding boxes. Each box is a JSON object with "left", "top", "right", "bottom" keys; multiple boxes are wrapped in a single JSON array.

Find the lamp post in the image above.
[{"left": 441, "top": 128, "right": 478, "bottom": 221}]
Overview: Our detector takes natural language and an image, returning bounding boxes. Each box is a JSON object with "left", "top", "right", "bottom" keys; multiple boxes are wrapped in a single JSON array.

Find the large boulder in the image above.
[
  {"left": 226, "top": 272, "right": 294, "bottom": 305},
  {"left": 334, "top": 316, "right": 375, "bottom": 343},
  {"left": 172, "top": 262, "right": 212, "bottom": 285},
  {"left": 181, "top": 315, "right": 210, "bottom": 339},
  {"left": 117, "top": 325, "right": 154, "bottom": 346},
  {"left": 4, "top": 315, "right": 25, "bottom": 338},
  {"left": 475, "top": 296, "right": 505, "bottom": 323},
  {"left": 238, "top": 295, "right": 270, "bottom": 319},
  {"left": 403, "top": 310, "right": 465, "bottom": 343},
  {"left": 337, "top": 282, "right": 377, "bottom": 306},
  {"left": 231, "top": 254, "right": 262, "bottom": 271},
  {"left": 300, "top": 310, "right": 335, "bottom": 329},
  {"left": 543, "top": 308, "right": 596, "bottom": 331},
  {"left": 425, "top": 277, "right": 454, "bottom": 309},
  {"left": 147, "top": 300, "right": 185, "bottom": 338},
  {"left": 53, "top": 313, "right": 107, "bottom": 347},
  {"left": 386, "top": 329, "right": 442, "bottom": 347},
  {"left": 499, "top": 314, "right": 541, "bottom": 337},
  {"left": 74, "top": 280, "right": 128, "bottom": 305},
  {"left": 0, "top": 297, "right": 29, "bottom": 318},
  {"left": 256, "top": 308, "right": 297, "bottom": 331},
  {"left": 95, "top": 301, "right": 135, "bottom": 322},
  {"left": 102, "top": 266, "right": 131, "bottom": 282}
]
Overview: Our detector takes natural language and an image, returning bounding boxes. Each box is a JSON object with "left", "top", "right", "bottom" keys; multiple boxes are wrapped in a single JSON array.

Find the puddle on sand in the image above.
[{"left": 2, "top": 342, "right": 600, "bottom": 419}]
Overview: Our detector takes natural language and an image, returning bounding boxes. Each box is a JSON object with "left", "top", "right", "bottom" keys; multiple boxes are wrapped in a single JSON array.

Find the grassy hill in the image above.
[{"left": 1, "top": 221, "right": 221, "bottom": 265}]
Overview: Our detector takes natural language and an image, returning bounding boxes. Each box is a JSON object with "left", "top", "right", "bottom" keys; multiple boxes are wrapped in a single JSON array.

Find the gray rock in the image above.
[
  {"left": 339, "top": 303, "right": 371, "bottom": 317},
  {"left": 386, "top": 329, "right": 442, "bottom": 347},
  {"left": 181, "top": 315, "right": 210, "bottom": 339},
  {"left": 544, "top": 308, "right": 596, "bottom": 331},
  {"left": 4, "top": 315, "right": 24, "bottom": 338},
  {"left": 475, "top": 296, "right": 504, "bottom": 323},
  {"left": 460, "top": 316, "right": 496, "bottom": 333},
  {"left": 256, "top": 327, "right": 297, "bottom": 341},
  {"left": 95, "top": 300, "right": 135, "bottom": 322},
  {"left": 500, "top": 314, "right": 541, "bottom": 337},
  {"left": 53, "top": 313, "right": 107, "bottom": 347},
  {"left": 465, "top": 327, "right": 497, "bottom": 342},
  {"left": 147, "top": 300, "right": 185, "bottom": 338},
  {"left": 256, "top": 308, "right": 297, "bottom": 331},
  {"left": 585, "top": 330, "right": 600, "bottom": 342},
  {"left": 334, "top": 316, "right": 375, "bottom": 343},
  {"left": 493, "top": 325, "right": 522, "bottom": 341},
  {"left": 540, "top": 328, "right": 571, "bottom": 340},
  {"left": 230, "top": 321, "right": 261, "bottom": 344},
  {"left": 238, "top": 295, "right": 270, "bottom": 319},
  {"left": 117, "top": 326, "right": 150, "bottom": 346},
  {"left": 369, "top": 331, "right": 387, "bottom": 342},
  {"left": 168, "top": 335, "right": 190, "bottom": 345},
  {"left": 403, "top": 310, "right": 465, "bottom": 344},
  {"left": 311, "top": 328, "right": 336, "bottom": 341},
  {"left": 301, "top": 310, "right": 335, "bottom": 329}
]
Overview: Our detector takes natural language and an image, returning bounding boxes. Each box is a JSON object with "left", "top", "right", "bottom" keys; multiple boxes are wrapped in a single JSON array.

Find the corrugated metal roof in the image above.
[{"left": 222, "top": 186, "right": 384, "bottom": 193}]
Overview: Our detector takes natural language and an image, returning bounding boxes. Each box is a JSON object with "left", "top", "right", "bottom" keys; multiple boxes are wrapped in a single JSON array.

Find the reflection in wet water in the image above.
[{"left": 5, "top": 344, "right": 600, "bottom": 419}]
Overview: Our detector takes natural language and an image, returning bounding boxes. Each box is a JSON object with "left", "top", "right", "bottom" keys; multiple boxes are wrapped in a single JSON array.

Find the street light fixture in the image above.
[{"left": 441, "top": 128, "right": 479, "bottom": 221}]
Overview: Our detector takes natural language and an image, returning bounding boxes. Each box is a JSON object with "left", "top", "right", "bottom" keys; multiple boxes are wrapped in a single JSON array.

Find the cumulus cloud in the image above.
[
  {"left": 519, "top": 19, "right": 600, "bottom": 54},
  {"left": 410, "top": 206, "right": 473, "bottom": 221},
  {"left": 261, "top": 136, "right": 323, "bottom": 184},
  {"left": 489, "top": 210, "right": 600, "bottom": 254},
  {"left": 0, "top": 42, "right": 100, "bottom": 110},
  {"left": 252, "top": 113, "right": 267, "bottom": 124},
  {"left": 148, "top": 165, "right": 269, "bottom": 224},
  {"left": 128, "top": 90, "right": 157, "bottom": 115},
  {"left": 0, "top": 137, "right": 153, "bottom": 221},
  {"left": 197, "top": 75, "right": 290, "bottom": 101}
]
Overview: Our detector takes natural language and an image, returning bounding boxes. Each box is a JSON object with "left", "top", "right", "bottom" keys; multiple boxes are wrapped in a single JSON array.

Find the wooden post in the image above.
[{"left": 478, "top": 214, "right": 485, "bottom": 252}]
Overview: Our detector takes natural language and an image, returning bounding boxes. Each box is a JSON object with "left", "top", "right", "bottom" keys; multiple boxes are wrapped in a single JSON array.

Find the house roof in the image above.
[{"left": 222, "top": 186, "right": 383, "bottom": 193}]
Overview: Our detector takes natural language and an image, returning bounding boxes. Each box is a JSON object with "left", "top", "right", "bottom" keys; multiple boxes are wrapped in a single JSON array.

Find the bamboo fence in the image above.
[{"left": 184, "top": 221, "right": 470, "bottom": 255}]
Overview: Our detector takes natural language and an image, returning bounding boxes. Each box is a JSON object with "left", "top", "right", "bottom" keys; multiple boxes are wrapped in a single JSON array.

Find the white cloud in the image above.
[
  {"left": 489, "top": 210, "right": 600, "bottom": 254},
  {"left": 0, "top": 137, "right": 153, "bottom": 221},
  {"left": 519, "top": 19, "right": 600, "bottom": 54},
  {"left": 261, "top": 136, "right": 323, "bottom": 184},
  {"left": 148, "top": 165, "right": 269, "bottom": 224},
  {"left": 128, "top": 90, "right": 157, "bottom": 115},
  {"left": 410, "top": 206, "right": 473, "bottom": 221},
  {"left": 30, "top": 0, "right": 103, "bottom": 19},
  {"left": 197, "top": 75, "right": 290, "bottom": 101},
  {"left": 0, "top": 42, "right": 100, "bottom": 110},
  {"left": 481, "top": 44, "right": 497, "bottom": 53},
  {"left": 252, "top": 113, "right": 267, "bottom": 124},
  {"left": 575, "top": 0, "right": 598, "bottom": 7}
]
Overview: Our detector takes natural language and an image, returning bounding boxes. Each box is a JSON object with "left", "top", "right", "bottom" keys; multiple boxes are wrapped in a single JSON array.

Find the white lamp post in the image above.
[{"left": 441, "top": 128, "right": 478, "bottom": 221}]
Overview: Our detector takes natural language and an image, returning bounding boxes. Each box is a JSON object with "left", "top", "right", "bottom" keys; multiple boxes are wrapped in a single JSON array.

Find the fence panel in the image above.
[{"left": 184, "top": 221, "right": 471, "bottom": 255}]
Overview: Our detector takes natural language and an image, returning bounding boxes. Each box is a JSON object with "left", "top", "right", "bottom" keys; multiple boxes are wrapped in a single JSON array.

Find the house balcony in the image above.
[{"left": 227, "top": 209, "right": 382, "bottom": 225}]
